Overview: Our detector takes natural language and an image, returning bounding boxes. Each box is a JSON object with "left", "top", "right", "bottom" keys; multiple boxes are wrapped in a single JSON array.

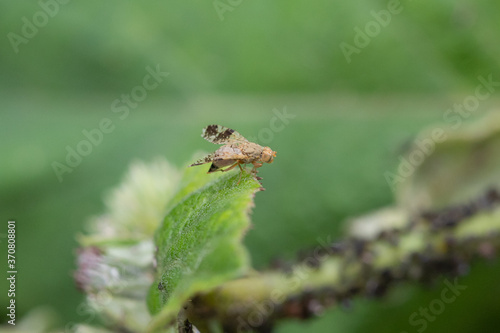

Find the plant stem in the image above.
[{"left": 186, "top": 189, "right": 500, "bottom": 332}]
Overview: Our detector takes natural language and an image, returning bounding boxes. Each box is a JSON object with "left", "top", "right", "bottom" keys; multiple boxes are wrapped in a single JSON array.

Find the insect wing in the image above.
[
  {"left": 189, "top": 154, "right": 214, "bottom": 167},
  {"left": 202, "top": 124, "right": 248, "bottom": 144}
]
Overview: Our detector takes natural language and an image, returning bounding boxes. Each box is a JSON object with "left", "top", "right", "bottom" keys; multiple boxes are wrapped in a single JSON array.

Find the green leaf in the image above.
[
  {"left": 396, "top": 112, "right": 500, "bottom": 212},
  {"left": 146, "top": 165, "right": 262, "bottom": 332},
  {"left": 79, "top": 158, "right": 180, "bottom": 245}
]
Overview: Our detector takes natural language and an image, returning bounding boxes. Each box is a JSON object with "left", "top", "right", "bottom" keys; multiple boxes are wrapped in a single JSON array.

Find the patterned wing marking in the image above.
[
  {"left": 202, "top": 125, "right": 247, "bottom": 144},
  {"left": 189, "top": 154, "right": 214, "bottom": 167}
]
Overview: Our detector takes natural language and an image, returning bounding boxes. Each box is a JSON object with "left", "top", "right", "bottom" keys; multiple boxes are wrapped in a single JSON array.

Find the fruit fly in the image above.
[{"left": 189, "top": 125, "right": 276, "bottom": 183}]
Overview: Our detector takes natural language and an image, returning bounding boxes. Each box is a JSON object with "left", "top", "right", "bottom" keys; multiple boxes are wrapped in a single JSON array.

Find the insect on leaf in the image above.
[{"left": 146, "top": 164, "right": 262, "bottom": 332}]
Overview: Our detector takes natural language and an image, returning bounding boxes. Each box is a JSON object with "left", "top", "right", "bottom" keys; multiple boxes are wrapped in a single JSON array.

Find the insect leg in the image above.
[
  {"left": 237, "top": 164, "right": 245, "bottom": 184},
  {"left": 220, "top": 162, "right": 241, "bottom": 173},
  {"left": 251, "top": 161, "right": 263, "bottom": 175},
  {"left": 216, "top": 161, "right": 245, "bottom": 184}
]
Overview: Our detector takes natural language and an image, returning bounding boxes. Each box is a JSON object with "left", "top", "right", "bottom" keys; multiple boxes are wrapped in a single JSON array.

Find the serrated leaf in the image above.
[{"left": 146, "top": 166, "right": 262, "bottom": 332}]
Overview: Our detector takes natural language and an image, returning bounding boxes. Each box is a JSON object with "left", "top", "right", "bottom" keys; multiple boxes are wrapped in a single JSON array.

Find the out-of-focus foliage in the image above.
[
  {"left": 73, "top": 160, "right": 179, "bottom": 332},
  {"left": 80, "top": 159, "right": 180, "bottom": 244},
  {"left": 397, "top": 112, "right": 500, "bottom": 212},
  {"left": 1, "top": 1, "right": 500, "bottom": 94}
]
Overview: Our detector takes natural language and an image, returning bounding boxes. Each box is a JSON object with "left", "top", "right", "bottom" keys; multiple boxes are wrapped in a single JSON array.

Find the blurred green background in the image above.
[{"left": 1, "top": 0, "right": 500, "bottom": 332}]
